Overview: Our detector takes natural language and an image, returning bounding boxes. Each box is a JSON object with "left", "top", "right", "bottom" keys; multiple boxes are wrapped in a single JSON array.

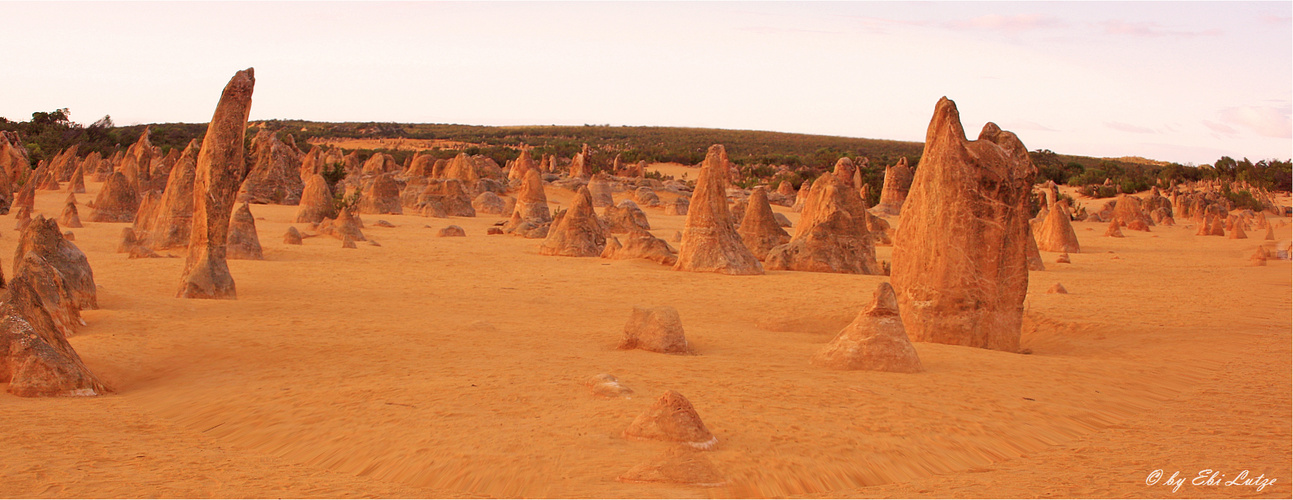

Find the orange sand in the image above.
[
  {"left": 1, "top": 180, "right": 1288, "bottom": 498},
  {"left": 647, "top": 162, "right": 698, "bottom": 182}
]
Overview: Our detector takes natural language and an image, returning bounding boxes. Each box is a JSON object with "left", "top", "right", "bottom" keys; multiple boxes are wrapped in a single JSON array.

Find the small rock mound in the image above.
[
  {"left": 623, "top": 391, "right": 717, "bottom": 450},
  {"left": 633, "top": 187, "right": 661, "bottom": 207},
  {"left": 810, "top": 282, "right": 923, "bottom": 373},
  {"left": 601, "top": 230, "right": 678, "bottom": 266},
  {"left": 284, "top": 227, "right": 304, "bottom": 245},
  {"left": 604, "top": 200, "right": 651, "bottom": 233},
  {"left": 318, "top": 207, "right": 366, "bottom": 242},
  {"left": 664, "top": 196, "right": 690, "bottom": 216},
  {"left": 226, "top": 203, "right": 264, "bottom": 260},
  {"left": 619, "top": 306, "right": 688, "bottom": 354},
  {"left": 1104, "top": 220, "right": 1124, "bottom": 238},
  {"left": 1250, "top": 247, "right": 1268, "bottom": 266},
  {"left": 472, "top": 191, "right": 507, "bottom": 215},
  {"left": 436, "top": 225, "right": 466, "bottom": 237},
  {"left": 587, "top": 373, "right": 634, "bottom": 399},
  {"left": 58, "top": 201, "right": 83, "bottom": 229},
  {"left": 1047, "top": 283, "right": 1068, "bottom": 294}
]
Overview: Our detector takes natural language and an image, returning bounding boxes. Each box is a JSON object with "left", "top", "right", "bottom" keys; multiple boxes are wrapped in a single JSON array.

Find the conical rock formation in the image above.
[
  {"left": 811, "top": 282, "right": 923, "bottom": 372},
  {"left": 226, "top": 203, "right": 264, "bottom": 260},
  {"left": 295, "top": 174, "right": 336, "bottom": 223},
  {"left": 673, "top": 145, "right": 763, "bottom": 275},
  {"left": 87, "top": 172, "right": 139, "bottom": 222},
  {"left": 539, "top": 186, "right": 607, "bottom": 257},
  {"left": 737, "top": 187, "right": 790, "bottom": 260},
  {"left": 766, "top": 158, "right": 880, "bottom": 274},
  {"left": 13, "top": 215, "right": 97, "bottom": 310},
  {"left": 1035, "top": 203, "right": 1080, "bottom": 253},
  {"left": 623, "top": 390, "right": 718, "bottom": 450}
]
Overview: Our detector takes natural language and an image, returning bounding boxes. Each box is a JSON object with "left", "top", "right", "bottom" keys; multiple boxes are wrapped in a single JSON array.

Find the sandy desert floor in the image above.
[{"left": 1, "top": 176, "right": 1289, "bottom": 499}]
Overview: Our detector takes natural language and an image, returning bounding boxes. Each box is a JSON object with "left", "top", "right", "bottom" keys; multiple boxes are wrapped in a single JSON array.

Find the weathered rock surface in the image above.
[
  {"left": 890, "top": 97, "right": 1035, "bottom": 352},
  {"left": 177, "top": 68, "right": 255, "bottom": 300},
  {"left": 604, "top": 200, "right": 652, "bottom": 233},
  {"left": 601, "top": 229, "right": 678, "bottom": 266},
  {"left": 1, "top": 274, "right": 108, "bottom": 397},
  {"left": 436, "top": 225, "right": 466, "bottom": 237},
  {"left": 238, "top": 129, "right": 303, "bottom": 204},
  {"left": 1025, "top": 226, "right": 1045, "bottom": 271},
  {"left": 87, "top": 172, "right": 139, "bottom": 222},
  {"left": 588, "top": 174, "right": 615, "bottom": 208},
  {"left": 58, "top": 201, "right": 82, "bottom": 229},
  {"left": 618, "top": 305, "right": 688, "bottom": 354},
  {"left": 284, "top": 226, "right": 304, "bottom": 245},
  {"left": 587, "top": 373, "right": 634, "bottom": 399},
  {"left": 471, "top": 191, "right": 507, "bottom": 215},
  {"left": 13, "top": 215, "right": 97, "bottom": 310},
  {"left": 766, "top": 158, "right": 880, "bottom": 274},
  {"left": 294, "top": 174, "right": 336, "bottom": 223},
  {"left": 811, "top": 282, "right": 923, "bottom": 373},
  {"left": 357, "top": 173, "right": 402, "bottom": 215},
  {"left": 623, "top": 391, "right": 718, "bottom": 450},
  {"left": 318, "top": 207, "right": 366, "bottom": 242},
  {"left": 1105, "top": 220, "right": 1125, "bottom": 238},
  {"left": 226, "top": 203, "right": 264, "bottom": 260},
  {"left": 664, "top": 196, "right": 690, "bottom": 216},
  {"left": 737, "top": 187, "right": 791, "bottom": 260},
  {"left": 539, "top": 187, "right": 607, "bottom": 257},
  {"left": 633, "top": 187, "right": 661, "bottom": 207},
  {"left": 138, "top": 140, "right": 199, "bottom": 250},
  {"left": 673, "top": 146, "right": 763, "bottom": 275},
  {"left": 873, "top": 157, "right": 913, "bottom": 216},
  {"left": 1034, "top": 203, "right": 1080, "bottom": 253}
]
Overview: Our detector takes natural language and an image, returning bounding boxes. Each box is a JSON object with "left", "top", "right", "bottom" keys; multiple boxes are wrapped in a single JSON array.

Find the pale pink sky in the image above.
[{"left": 3, "top": 1, "right": 1289, "bottom": 165}]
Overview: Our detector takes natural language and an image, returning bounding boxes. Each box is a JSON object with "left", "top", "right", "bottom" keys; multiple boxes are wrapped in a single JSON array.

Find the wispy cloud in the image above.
[
  {"left": 842, "top": 15, "right": 931, "bottom": 35},
  {"left": 1218, "top": 105, "right": 1292, "bottom": 138},
  {"left": 1105, "top": 122, "right": 1157, "bottom": 134},
  {"left": 736, "top": 26, "right": 841, "bottom": 36},
  {"left": 1201, "top": 120, "right": 1237, "bottom": 135},
  {"left": 1099, "top": 20, "right": 1222, "bottom": 38},
  {"left": 1259, "top": 13, "right": 1292, "bottom": 25},
  {"left": 946, "top": 14, "right": 1066, "bottom": 33}
]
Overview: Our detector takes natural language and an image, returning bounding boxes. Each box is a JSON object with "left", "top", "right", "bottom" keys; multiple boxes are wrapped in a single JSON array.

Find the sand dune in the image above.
[{"left": 1, "top": 180, "right": 1288, "bottom": 498}]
